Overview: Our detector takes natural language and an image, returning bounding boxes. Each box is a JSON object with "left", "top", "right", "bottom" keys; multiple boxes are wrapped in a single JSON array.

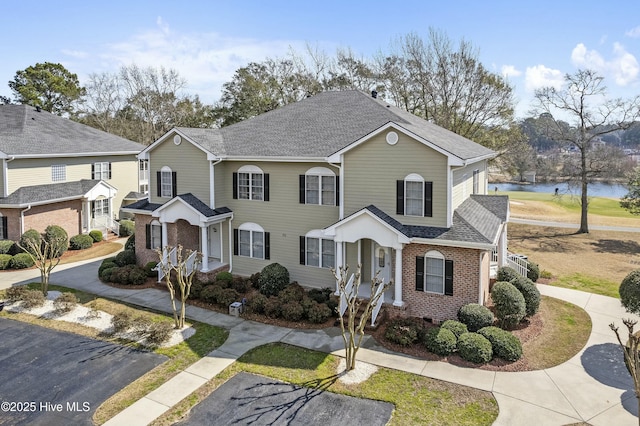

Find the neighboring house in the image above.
[
  {"left": 123, "top": 90, "right": 514, "bottom": 322},
  {"left": 0, "top": 105, "right": 147, "bottom": 241}
]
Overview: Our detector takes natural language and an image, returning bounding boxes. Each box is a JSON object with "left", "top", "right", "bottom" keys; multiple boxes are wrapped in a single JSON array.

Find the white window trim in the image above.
[
  {"left": 424, "top": 250, "right": 445, "bottom": 295},
  {"left": 237, "top": 165, "right": 264, "bottom": 201},
  {"left": 94, "top": 162, "right": 110, "bottom": 180},
  {"left": 52, "top": 164, "right": 66, "bottom": 182},
  {"left": 404, "top": 173, "right": 424, "bottom": 217},
  {"left": 150, "top": 220, "right": 162, "bottom": 250},
  {"left": 238, "top": 222, "right": 265, "bottom": 259},
  {"left": 304, "top": 229, "right": 335, "bottom": 268},
  {"left": 93, "top": 198, "right": 109, "bottom": 217},
  {"left": 305, "top": 167, "right": 336, "bottom": 206},
  {"left": 160, "top": 166, "right": 172, "bottom": 198}
]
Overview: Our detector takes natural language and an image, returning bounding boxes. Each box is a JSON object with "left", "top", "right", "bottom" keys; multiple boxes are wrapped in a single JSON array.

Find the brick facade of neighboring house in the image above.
[{"left": 22, "top": 200, "right": 83, "bottom": 239}]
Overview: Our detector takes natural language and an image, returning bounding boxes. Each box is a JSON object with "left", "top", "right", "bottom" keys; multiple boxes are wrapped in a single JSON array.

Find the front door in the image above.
[
  {"left": 373, "top": 243, "right": 391, "bottom": 284},
  {"left": 208, "top": 223, "right": 221, "bottom": 259}
]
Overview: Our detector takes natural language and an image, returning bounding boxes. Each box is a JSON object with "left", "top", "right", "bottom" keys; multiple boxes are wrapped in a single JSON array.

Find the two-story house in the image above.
[
  {"left": 123, "top": 91, "right": 510, "bottom": 322},
  {"left": 0, "top": 105, "right": 146, "bottom": 241}
]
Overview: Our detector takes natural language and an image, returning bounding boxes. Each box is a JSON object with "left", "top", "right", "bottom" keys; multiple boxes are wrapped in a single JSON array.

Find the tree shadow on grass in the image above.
[{"left": 590, "top": 239, "right": 640, "bottom": 254}]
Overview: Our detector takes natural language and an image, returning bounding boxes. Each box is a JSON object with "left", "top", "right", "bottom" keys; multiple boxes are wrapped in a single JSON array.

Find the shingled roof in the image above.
[
  {"left": 175, "top": 91, "right": 494, "bottom": 160},
  {"left": 0, "top": 179, "right": 106, "bottom": 207},
  {"left": 0, "top": 104, "right": 145, "bottom": 157}
]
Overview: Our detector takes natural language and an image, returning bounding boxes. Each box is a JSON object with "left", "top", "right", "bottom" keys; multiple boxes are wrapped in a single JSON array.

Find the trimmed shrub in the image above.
[
  {"left": 89, "top": 230, "right": 103, "bottom": 242},
  {"left": 144, "top": 262, "right": 158, "bottom": 277},
  {"left": 248, "top": 293, "right": 268, "bottom": 314},
  {"left": 215, "top": 271, "right": 233, "bottom": 285},
  {"left": 457, "top": 332, "right": 493, "bottom": 364},
  {"left": 19, "top": 229, "right": 41, "bottom": 252},
  {"left": 231, "top": 276, "right": 250, "bottom": 293},
  {"left": 264, "top": 296, "right": 282, "bottom": 318},
  {"left": 111, "top": 310, "right": 134, "bottom": 333},
  {"left": 189, "top": 278, "right": 205, "bottom": 300},
  {"left": 281, "top": 301, "right": 304, "bottom": 321},
  {"left": 620, "top": 270, "right": 640, "bottom": 314},
  {"left": 119, "top": 220, "right": 135, "bottom": 237},
  {"left": 511, "top": 276, "right": 541, "bottom": 317},
  {"left": 457, "top": 303, "right": 494, "bottom": 332},
  {"left": 527, "top": 261, "right": 540, "bottom": 282},
  {"left": 491, "top": 281, "right": 526, "bottom": 329},
  {"left": 306, "top": 301, "right": 332, "bottom": 323},
  {"left": 99, "top": 260, "right": 117, "bottom": 277},
  {"left": 217, "top": 288, "right": 239, "bottom": 307},
  {"left": 0, "top": 240, "right": 15, "bottom": 254},
  {"left": 200, "top": 285, "right": 223, "bottom": 304},
  {"left": 278, "top": 282, "right": 305, "bottom": 303},
  {"left": 440, "top": 320, "right": 468, "bottom": 339},
  {"left": 258, "top": 263, "right": 290, "bottom": 297},
  {"left": 44, "top": 225, "right": 68, "bottom": 257},
  {"left": 424, "top": 327, "right": 457, "bottom": 356},
  {"left": 384, "top": 317, "right": 423, "bottom": 346},
  {"left": 21, "top": 289, "right": 45, "bottom": 309},
  {"left": 496, "top": 266, "right": 520, "bottom": 283},
  {"left": 99, "top": 267, "right": 117, "bottom": 282},
  {"left": 308, "top": 287, "right": 332, "bottom": 304},
  {"left": 115, "top": 249, "right": 136, "bottom": 266},
  {"left": 53, "top": 292, "right": 78, "bottom": 314},
  {"left": 125, "top": 234, "right": 136, "bottom": 252},
  {"left": 0, "top": 254, "right": 12, "bottom": 270},
  {"left": 146, "top": 322, "right": 174, "bottom": 346},
  {"left": 478, "top": 326, "right": 523, "bottom": 362},
  {"left": 326, "top": 297, "right": 339, "bottom": 317},
  {"left": 4, "top": 286, "right": 27, "bottom": 303},
  {"left": 10, "top": 253, "right": 35, "bottom": 269},
  {"left": 109, "top": 265, "right": 136, "bottom": 284},
  {"left": 69, "top": 234, "right": 94, "bottom": 250},
  {"left": 248, "top": 272, "right": 261, "bottom": 289},
  {"left": 128, "top": 267, "right": 148, "bottom": 285}
]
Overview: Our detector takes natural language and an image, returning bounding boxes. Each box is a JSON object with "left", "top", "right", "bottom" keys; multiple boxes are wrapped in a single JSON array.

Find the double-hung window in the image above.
[
  {"left": 160, "top": 166, "right": 174, "bottom": 198},
  {"left": 300, "top": 167, "right": 338, "bottom": 206},
  {"left": 93, "top": 199, "right": 109, "bottom": 217},
  {"left": 396, "top": 174, "right": 432, "bottom": 217},
  {"left": 415, "top": 250, "right": 454, "bottom": 296},
  {"left": 301, "top": 230, "right": 335, "bottom": 268},
  {"left": 233, "top": 165, "right": 268, "bottom": 201},
  {"left": 92, "top": 162, "right": 111, "bottom": 180},
  {"left": 146, "top": 220, "right": 162, "bottom": 250},
  {"left": 234, "top": 223, "right": 270, "bottom": 259}
]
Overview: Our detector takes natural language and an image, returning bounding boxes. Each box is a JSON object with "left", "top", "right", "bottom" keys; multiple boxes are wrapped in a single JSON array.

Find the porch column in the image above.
[
  {"left": 335, "top": 240, "right": 344, "bottom": 295},
  {"left": 393, "top": 245, "right": 404, "bottom": 307},
  {"left": 201, "top": 225, "right": 210, "bottom": 272},
  {"left": 161, "top": 222, "right": 168, "bottom": 249},
  {"left": 498, "top": 223, "right": 507, "bottom": 267},
  {"left": 83, "top": 200, "right": 91, "bottom": 233}
]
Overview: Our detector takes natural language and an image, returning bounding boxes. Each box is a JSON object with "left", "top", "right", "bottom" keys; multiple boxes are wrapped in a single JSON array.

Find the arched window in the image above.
[
  {"left": 235, "top": 222, "right": 268, "bottom": 259},
  {"left": 233, "top": 165, "right": 265, "bottom": 201},
  {"left": 415, "top": 250, "right": 453, "bottom": 296},
  {"left": 301, "top": 229, "right": 335, "bottom": 268},
  {"left": 146, "top": 220, "right": 162, "bottom": 250},
  {"left": 300, "top": 167, "right": 338, "bottom": 206},
  {"left": 160, "top": 166, "right": 173, "bottom": 198},
  {"left": 396, "top": 173, "right": 433, "bottom": 217}
]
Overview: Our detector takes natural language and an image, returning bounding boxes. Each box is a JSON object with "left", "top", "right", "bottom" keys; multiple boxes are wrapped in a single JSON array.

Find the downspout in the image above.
[
  {"left": 228, "top": 214, "right": 233, "bottom": 273},
  {"left": 20, "top": 204, "right": 31, "bottom": 235},
  {"left": 328, "top": 161, "right": 343, "bottom": 219},
  {"left": 478, "top": 251, "right": 484, "bottom": 305},
  {"left": 210, "top": 158, "right": 222, "bottom": 208}
]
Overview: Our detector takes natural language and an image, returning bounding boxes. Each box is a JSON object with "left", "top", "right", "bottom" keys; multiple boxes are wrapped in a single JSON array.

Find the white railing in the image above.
[
  {"left": 185, "top": 250, "right": 198, "bottom": 277},
  {"left": 339, "top": 274, "right": 355, "bottom": 317},
  {"left": 157, "top": 247, "right": 176, "bottom": 282},
  {"left": 491, "top": 249, "right": 529, "bottom": 278},
  {"left": 370, "top": 282, "right": 386, "bottom": 326},
  {"left": 91, "top": 216, "right": 120, "bottom": 237}
]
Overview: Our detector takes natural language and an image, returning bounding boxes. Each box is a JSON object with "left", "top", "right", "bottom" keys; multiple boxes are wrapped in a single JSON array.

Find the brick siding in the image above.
[{"left": 1, "top": 200, "right": 82, "bottom": 241}]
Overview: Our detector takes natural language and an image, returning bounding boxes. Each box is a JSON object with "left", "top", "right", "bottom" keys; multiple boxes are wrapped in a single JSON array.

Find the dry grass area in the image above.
[
  {"left": 59, "top": 241, "right": 123, "bottom": 264},
  {"left": 508, "top": 223, "right": 640, "bottom": 297}
]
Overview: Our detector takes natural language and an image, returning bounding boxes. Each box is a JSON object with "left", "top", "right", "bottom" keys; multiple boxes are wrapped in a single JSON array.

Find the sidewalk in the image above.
[{"left": 2, "top": 258, "right": 638, "bottom": 425}]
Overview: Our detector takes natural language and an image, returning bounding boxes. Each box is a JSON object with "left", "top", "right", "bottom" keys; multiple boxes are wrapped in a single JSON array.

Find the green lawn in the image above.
[{"left": 503, "top": 191, "right": 636, "bottom": 219}]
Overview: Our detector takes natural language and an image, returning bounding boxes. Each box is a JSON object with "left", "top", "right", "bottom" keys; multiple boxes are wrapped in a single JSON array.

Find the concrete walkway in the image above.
[{"left": 2, "top": 256, "right": 639, "bottom": 425}]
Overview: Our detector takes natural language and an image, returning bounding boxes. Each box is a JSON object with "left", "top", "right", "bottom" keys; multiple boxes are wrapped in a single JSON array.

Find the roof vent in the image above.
[
  {"left": 35, "top": 105, "right": 41, "bottom": 112},
  {"left": 371, "top": 90, "right": 378, "bottom": 99}
]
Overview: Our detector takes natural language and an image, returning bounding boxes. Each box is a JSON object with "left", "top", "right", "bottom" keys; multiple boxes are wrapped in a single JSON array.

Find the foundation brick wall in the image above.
[
  {"left": 135, "top": 215, "right": 156, "bottom": 266},
  {"left": 1, "top": 209, "right": 22, "bottom": 241},
  {"left": 402, "top": 243, "right": 484, "bottom": 323},
  {"left": 1, "top": 201, "right": 82, "bottom": 241}
]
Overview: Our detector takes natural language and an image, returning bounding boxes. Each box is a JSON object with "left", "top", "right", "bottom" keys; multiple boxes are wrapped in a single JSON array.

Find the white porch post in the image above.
[
  {"left": 335, "top": 240, "right": 344, "bottom": 294},
  {"left": 393, "top": 245, "right": 404, "bottom": 307},
  {"left": 201, "top": 225, "right": 209, "bottom": 272},
  {"left": 498, "top": 223, "right": 507, "bottom": 267},
  {"left": 83, "top": 200, "right": 91, "bottom": 233},
  {"left": 161, "top": 222, "right": 168, "bottom": 248}
]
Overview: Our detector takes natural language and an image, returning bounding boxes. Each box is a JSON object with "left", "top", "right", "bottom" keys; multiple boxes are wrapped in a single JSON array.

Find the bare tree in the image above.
[
  {"left": 610, "top": 319, "right": 640, "bottom": 425},
  {"left": 332, "top": 264, "right": 391, "bottom": 371},
  {"left": 155, "top": 245, "right": 201, "bottom": 329},
  {"left": 79, "top": 71, "right": 125, "bottom": 134},
  {"left": 533, "top": 69, "right": 640, "bottom": 233},
  {"left": 18, "top": 231, "right": 66, "bottom": 296}
]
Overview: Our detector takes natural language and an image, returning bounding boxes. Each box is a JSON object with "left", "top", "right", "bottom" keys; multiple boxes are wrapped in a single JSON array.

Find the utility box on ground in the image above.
[{"left": 229, "top": 302, "right": 243, "bottom": 317}]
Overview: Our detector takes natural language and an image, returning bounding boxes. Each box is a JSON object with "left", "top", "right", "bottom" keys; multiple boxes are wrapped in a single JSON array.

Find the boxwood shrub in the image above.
[
  {"left": 125, "top": 234, "right": 135, "bottom": 252},
  {"left": 620, "top": 270, "right": 640, "bottom": 314},
  {"left": 527, "top": 261, "right": 540, "bottom": 282},
  {"left": 457, "top": 303, "right": 494, "bottom": 332},
  {"left": 89, "top": 230, "right": 103, "bottom": 242},
  {"left": 457, "top": 332, "right": 493, "bottom": 364},
  {"left": 0, "top": 240, "right": 14, "bottom": 254},
  {"left": 281, "top": 301, "right": 304, "bottom": 321},
  {"left": 478, "top": 326, "right": 523, "bottom": 362},
  {"left": 384, "top": 317, "right": 423, "bottom": 346},
  {"left": 44, "top": 225, "right": 68, "bottom": 257},
  {"left": 440, "top": 319, "right": 468, "bottom": 339},
  {"left": 19, "top": 229, "right": 41, "bottom": 251},
  {"left": 215, "top": 271, "right": 233, "bottom": 285},
  {"left": 70, "top": 234, "right": 94, "bottom": 250},
  {"left": 0, "top": 254, "right": 12, "bottom": 270},
  {"left": 144, "top": 261, "right": 158, "bottom": 277},
  {"left": 510, "top": 276, "right": 541, "bottom": 317},
  {"left": 119, "top": 220, "right": 135, "bottom": 237},
  {"left": 10, "top": 253, "right": 35, "bottom": 269},
  {"left": 258, "top": 263, "right": 290, "bottom": 297},
  {"left": 496, "top": 266, "right": 520, "bottom": 283},
  {"left": 491, "top": 281, "right": 526, "bottom": 329},
  {"left": 115, "top": 249, "right": 136, "bottom": 266},
  {"left": 424, "top": 327, "right": 457, "bottom": 356},
  {"left": 306, "top": 301, "right": 332, "bottom": 323}
]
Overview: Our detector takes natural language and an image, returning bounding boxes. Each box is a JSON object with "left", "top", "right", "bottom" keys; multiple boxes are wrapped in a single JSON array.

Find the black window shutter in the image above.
[
  {"left": 264, "top": 173, "right": 270, "bottom": 201},
  {"left": 108, "top": 162, "right": 112, "bottom": 179},
  {"left": 1, "top": 217, "right": 7, "bottom": 240},
  {"left": 145, "top": 224, "right": 151, "bottom": 249},
  {"left": 335, "top": 175, "right": 340, "bottom": 206},
  {"left": 299, "top": 236, "right": 306, "bottom": 265},
  {"left": 299, "top": 175, "right": 306, "bottom": 204},
  {"left": 90, "top": 201, "right": 95, "bottom": 218},
  {"left": 171, "top": 172, "right": 177, "bottom": 197},
  {"left": 396, "top": 180, "right": 404, "bottom": 215},
  {"left": 264, "top": 232, "right": 270, "bottom": 260},
  {"left": 232, "top": 172, "right": 238, "bottom": 199},
  {"left": 444, "top": 260, "right": 454, "bottom": 296},
  {"left": 233, "top": 228, "right": 239, "bottom": 256},
  {"left": 91, "top": 164, "right": 95, "bottom": 179},
  {"left": 424, "top": 182, "right": 433, "bottom": 217},
  {"left": 415, "top": 256, "right": 424, "bottom": 291},
  {"left": 156, "top": 171, "right": 162, "bottom": 197}
]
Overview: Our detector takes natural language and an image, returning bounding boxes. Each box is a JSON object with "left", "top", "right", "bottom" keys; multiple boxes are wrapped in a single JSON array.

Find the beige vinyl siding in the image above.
[
  {"left": 0, "top": 160, "right": 5, "bottom": 197},
  {"left": 343, "top": 130, "right": 449, "bottom": 227},
  {"left": 223, "top": 161, "right": 339, "bottom": 287},
  {"left": 7, "top": 155, "right": 139, "bottom": 217},
  {"left": 344, "top": 239, "right": 373, "bottom": 282},
  {"left": 149, "top": 135, "right": 211, "bottom": 205},
  {"left": 452, "top": 161, "right": 488, "bottom": 210}
]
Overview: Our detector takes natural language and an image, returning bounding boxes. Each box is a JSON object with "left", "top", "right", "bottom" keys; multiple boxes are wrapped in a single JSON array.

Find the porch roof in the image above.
[{"left": 0, "top": 179, "right": 117, "bottom": 208}]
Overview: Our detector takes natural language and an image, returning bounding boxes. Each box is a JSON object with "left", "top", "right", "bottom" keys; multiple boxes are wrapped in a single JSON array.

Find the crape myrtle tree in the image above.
[
  {"left": 18, "top": 228, "right": 68, "bottom": 296},
  {"left": 533, "top": 69, "right": 640, "bottom": 233}
]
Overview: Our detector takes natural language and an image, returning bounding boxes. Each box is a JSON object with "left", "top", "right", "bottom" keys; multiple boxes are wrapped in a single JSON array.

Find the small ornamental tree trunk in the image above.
[
  {"left": 18, "top": 236, "right": 64, "bottom": 296},
  {"left": 332, "top": 264, "right": 391, "bottom": 371},
  {"left": 610, "top": 319, "right": 640, "bottom": 426},
  {"left": 156, "top": 245, "right": 201, "bottom": 329}
]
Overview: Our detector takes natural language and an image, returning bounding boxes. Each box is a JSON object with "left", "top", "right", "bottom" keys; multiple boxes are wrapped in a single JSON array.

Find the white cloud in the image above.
[
  {"left": 61, "top": 49, "right": 88, "bottom": 59},
  {"left": 626, "top": 26, "right": 640, "bottom": 38},
  {"left": 570, "top": 42, "right": 639, "bottom": 86},
  {"left": 571, "top": 43, "right": 606, "bottom": 69},
  {"left": 501, "top": 65, "right": 521, "bottom": 79},
  {"left": 525, "top": 65, "right": 564, "bottom": 92}
]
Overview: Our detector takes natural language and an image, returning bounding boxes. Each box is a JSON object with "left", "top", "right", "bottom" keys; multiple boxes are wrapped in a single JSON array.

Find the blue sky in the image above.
[{"left": 2, "top": 0, "right": 639, "bottom": 119}]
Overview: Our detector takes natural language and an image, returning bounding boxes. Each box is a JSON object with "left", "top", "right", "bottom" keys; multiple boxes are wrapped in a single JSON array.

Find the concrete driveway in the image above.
[{"left": 0, "top": 318, "right": 167, "bottom": 425}]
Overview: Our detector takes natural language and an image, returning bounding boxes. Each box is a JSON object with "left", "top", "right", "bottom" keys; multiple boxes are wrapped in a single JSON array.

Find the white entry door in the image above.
[
  {"left": 373, "top": 243, "right": 391, "bottom": 284},
  {"left": 208, "top": 223, "right": 221, "bottom": 259}
]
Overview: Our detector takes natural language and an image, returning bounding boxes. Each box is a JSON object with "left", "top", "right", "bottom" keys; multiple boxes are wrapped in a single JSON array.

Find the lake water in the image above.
[{"left": 491, "top": 182, "right": 628, "bottom": 199}]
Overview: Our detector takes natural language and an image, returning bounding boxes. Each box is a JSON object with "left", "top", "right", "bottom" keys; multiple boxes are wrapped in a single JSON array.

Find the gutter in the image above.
[{"left": 3, "top": 156, "right": 15, "bottom": 198}]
